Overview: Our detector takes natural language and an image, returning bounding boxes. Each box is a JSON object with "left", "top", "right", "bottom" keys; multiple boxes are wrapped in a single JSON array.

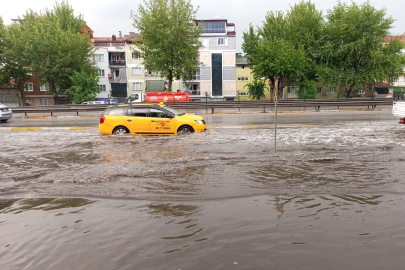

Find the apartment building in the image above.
[
  {"left": 92, "top": 34, "right": 134, "bottom": 103},
  {"left": 183, "top": 19, "right": 237, "bottom": 101}
]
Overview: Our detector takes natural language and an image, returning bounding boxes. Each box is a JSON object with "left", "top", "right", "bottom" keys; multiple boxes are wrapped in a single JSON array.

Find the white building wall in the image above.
[{"left": 93, "top": 46, "right": 111, "bottom": 99}]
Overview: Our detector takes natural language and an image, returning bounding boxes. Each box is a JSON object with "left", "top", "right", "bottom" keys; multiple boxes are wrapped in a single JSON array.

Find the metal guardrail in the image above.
[{"left": 10, "top": 99, "right": 393, "bottom": 116}]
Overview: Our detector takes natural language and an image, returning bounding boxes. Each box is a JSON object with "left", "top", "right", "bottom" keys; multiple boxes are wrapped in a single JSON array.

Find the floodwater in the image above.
[{"left": 1, "top": 120, "right": 405, "bottom": 269}]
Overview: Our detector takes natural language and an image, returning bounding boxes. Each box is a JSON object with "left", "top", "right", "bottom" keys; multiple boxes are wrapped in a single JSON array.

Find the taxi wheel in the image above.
[
  {"left": 113, "top": 126, "right": 129, "bottom": 135},
  {"left": 177, "top": 125, "right": 194, "bottom": 135}
]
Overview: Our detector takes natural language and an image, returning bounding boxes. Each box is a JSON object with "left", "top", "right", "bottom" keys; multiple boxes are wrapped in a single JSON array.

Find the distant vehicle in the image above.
[
  {"left": 128, "top": 92, "right": 190, "bottom": 103},
  {"left": 99, "top": 102, "right": 206, "bottom": 135},
  {"left": 82, "top": 101, "right": 108, "bottom": 105},
  {"left": 0, "top": 103, "right": 12, "bottom": 123},
  {"left": 393, "top": 100, "right": 405, "bottom": 124}
]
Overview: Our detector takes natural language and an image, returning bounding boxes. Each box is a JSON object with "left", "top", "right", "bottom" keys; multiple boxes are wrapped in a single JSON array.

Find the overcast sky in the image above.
[{"left": 2, "top": 0, "right": 405, "bottom": 53}]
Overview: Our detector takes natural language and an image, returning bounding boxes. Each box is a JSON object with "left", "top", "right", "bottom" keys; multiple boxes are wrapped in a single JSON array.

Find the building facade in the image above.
[{"left": 183, "top": 19, "right": 237, "bottom": 101}]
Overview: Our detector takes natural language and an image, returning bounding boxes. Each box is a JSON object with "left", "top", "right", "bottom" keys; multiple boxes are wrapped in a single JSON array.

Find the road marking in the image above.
[
  {"left": 243, "top": 126, "right": 259, "bottom": 129},
  {"left": 207, "top": 126, "right": 218, "bottom": 129},
  {"left": 11, "top": 127, "right": 42, "bottom": 131},
  {"left": 25, "top": 116, "right": 53, "bottom": 119}
]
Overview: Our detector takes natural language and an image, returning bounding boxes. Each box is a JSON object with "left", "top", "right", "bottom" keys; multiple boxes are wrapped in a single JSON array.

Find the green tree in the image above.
[
  {"left": 22, "top": 1, "right": 96, "bottom": 103},
  {"left": 0, "top": 17, "right": 32, "bottom": 104},
  {"left": 285, "top": 1, "right": 324, "bottom": 81},
  {"left": 321, "top": 1, "right": 405, "bottom": 98},
  {"left": 65, "top": 71, "right": 99, "bottom": 104},
  {"left": 131, "top": 0, "right": 202, "bottom": 92},
  {"left": 244, "top": 79, "right": 268, "bottom": 100},
  {"left": 242, "top": 11, "right": 310, "bottom": 100},
  {"left": 297, "top": 80, "right": 317, "bottom": 99}
]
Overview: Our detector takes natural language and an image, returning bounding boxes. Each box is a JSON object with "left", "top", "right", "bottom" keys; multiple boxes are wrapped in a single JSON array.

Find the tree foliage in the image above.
[
  {"left": 243, "top": 0, "right": 405, "bottom": 99},
  {"left": 0, "top": 1, "right": 96, "bottom": 103},
  {"left": 65, "top": 71, "right": 100, "bottom": 104},
  {"left": 297, "top": 80, "right": 317, "bottom": 99},
  {"left": 244, "top": 79, "right": 267, "bottom": 100},
  {"left": 22, "top": 2, "right": 96, "bottom": 101},
  {"left": 242, "top": 9, "right": 311, "bottom": 98},
  {"left": 131, "top": 0, "right": 202, "bottom": 92},
  {"left": 321, "top": 1, "right": 405, "bottom": 97},
  {"left": 0, "top": 17, "right": 32, "bottom": 102}
]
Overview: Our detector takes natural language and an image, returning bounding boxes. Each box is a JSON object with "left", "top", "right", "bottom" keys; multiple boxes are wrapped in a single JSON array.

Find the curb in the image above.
[{"left": 0, "top": 127, "right": 95, "bottom": 131}]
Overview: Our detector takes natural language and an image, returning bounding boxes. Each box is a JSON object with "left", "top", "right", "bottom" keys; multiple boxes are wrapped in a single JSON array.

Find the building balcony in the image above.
[
  {"left": 190, "top": 90, "right": 200, "bottom": 95},
  {"left": 109, "top": 60, "right": 126, "bottom": 66}
]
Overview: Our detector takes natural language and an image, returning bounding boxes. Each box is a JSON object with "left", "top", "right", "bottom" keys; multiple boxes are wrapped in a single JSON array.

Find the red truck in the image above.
[{"left": 129, "top": 92, "right": 190, "bottom": 103}]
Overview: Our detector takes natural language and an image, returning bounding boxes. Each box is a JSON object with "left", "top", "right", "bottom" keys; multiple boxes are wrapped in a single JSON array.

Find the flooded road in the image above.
[{"left": 1, "top": 114, "right": 405, "bottom": 269}]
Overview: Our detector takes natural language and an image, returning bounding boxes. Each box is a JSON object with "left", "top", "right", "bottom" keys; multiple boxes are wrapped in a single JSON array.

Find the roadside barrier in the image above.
[{"left": 11, "top": 99, "right": 393, "bottom": 116}]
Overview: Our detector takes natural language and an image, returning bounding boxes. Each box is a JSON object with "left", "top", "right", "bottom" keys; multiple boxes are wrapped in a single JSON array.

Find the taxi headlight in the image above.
[
  {"left": 195, "top": 120, "right": 204, "bottom": 124},
  {"left": 8, "top": 108, "right": 12, "bottom": 112}
]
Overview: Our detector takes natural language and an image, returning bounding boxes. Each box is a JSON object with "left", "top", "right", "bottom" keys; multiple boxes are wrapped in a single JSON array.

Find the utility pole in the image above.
[{"left": 274, "top": 77, "right": 279, "bottom": 152}]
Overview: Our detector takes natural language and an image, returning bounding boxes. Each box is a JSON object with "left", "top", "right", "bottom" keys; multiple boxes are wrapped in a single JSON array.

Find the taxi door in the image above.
[
  {"left": 125, "top": 107, "right": 150, "bottom": 134},
  {"left": 149, "top": 108, "right": 176, "bottom": 134}
]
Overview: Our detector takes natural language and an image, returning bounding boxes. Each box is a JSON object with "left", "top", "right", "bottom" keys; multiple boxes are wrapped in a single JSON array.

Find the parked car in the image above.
[
  {"left": 0, "top": 103, "right": 12, "bottom": 123},
  {"left": 99, "top": 103, "right": 206, "bottom": 135},
  {"left": 82, "top": 101, "right": 108, "bottom": 105}
]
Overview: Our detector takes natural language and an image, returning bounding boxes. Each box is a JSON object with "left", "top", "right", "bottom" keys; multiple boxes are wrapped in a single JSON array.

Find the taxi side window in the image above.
[
  {"left": 108, "top": 107, "right": 125, "bottom": 115},
  {"left": 150, "top": 108, "right": 172, "bottom": 118},
  {"left": 127, "top": 108, "right": 148, "bottom": 117}
]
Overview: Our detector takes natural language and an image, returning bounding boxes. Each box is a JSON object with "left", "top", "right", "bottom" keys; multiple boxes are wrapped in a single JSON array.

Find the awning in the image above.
[{"left": 146, "top": 80, "right": 165, "bottom": 92}]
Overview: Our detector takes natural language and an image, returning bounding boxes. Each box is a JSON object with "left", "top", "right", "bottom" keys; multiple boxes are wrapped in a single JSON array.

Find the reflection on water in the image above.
[
  {"left": 0, "top": 194, "right": 404, "bottom": 270},
  {"left": 0, "top": 198, "right": 94, "bottom": 214}
]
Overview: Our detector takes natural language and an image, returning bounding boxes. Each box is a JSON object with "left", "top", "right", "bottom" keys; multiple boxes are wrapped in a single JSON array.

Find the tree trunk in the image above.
[
  {"left": 17, "top": 75, "right": 26, "bottom": 106},
  {"left": 18, "top": 84, "right": 25, "bottom": 106},
  {"left": 345, "top": 84, "right": 354, "bottom": 98},
  {"left": 50, "top": 82, "right": 59, "bottom": 104},
  {"left": 167, "top": 71, "right": 173, "bottom": 92}
]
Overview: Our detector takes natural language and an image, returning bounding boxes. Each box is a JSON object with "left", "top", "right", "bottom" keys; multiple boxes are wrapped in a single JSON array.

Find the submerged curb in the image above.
[{"left": 0, "top": 127, "right": 95, "bottom": 131}]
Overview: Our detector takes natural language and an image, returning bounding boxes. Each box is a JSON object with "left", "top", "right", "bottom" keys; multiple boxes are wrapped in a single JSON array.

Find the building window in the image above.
[
  {"left": 132, "top": 52, "right": 141, "bottom": 59},
  {"left": 217, "top": 37, "right": 228, "bottom": 46},
  {"left": 132, "top": 67, "right": 142, "bottom": 75},
  {"left": 237, "top": 77, "right": 249, "bottom": 81},
  {"left": 98, "top": 69, "right": 105, "bottom": 77},
  {"left": 99, "top": 85, "right": 106, "bottom": 92},
  {"left": 133, "top": 82, "right": 142, "bottom": 90},
  {"left": 196, "top": 21, "right": 226, "bottom": 34},
  {"left": 328, "top": 87, "right": 336, "bottom": 93},
  {"left": 93, "top": 54, "right": 104, "bottom": 62},
  {"left": 202, "top": 38, "right": 209, "bottom": 48},
  {"left": 24, "top": 83, "right": 34, "bottom": 91},
  {"left": 317, "top": 87, "right": 322, "bottom": 94},
  {"left": 241, "top": 66, "right": 245, "bottom": 69},
  {"left": 40, "top": 84, "right": 49, "bottom": 91},
  {"left": 40, "top": 98, "right": 48, "bottom": 105},
  {"left": 148, "top": 71, "right": 161, "bottom": 75},
  {"left": 287, "top": 86, "right": 299, "bottom": 94}
]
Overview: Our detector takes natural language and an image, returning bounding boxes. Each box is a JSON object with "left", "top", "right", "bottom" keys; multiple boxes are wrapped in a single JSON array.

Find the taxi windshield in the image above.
[{"left": 164, "top": 106, "right": 185, "bottom": 116}]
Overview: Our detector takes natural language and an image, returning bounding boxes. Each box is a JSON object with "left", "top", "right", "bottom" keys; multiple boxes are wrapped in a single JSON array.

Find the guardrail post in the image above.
[
  {"left": 263, "top": 106, "right": 266, "bottom": 113},
  {"left": 51, "top": 112, "right": 53, "bottom": 116},
  {"left": 211, "top": 108, "right": 214, "bottom": 114}
]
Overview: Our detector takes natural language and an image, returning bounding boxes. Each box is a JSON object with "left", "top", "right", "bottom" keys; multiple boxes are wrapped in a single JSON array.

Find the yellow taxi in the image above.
[{"left": 99, "top": 103, "right": 206, "bottom": 135}]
